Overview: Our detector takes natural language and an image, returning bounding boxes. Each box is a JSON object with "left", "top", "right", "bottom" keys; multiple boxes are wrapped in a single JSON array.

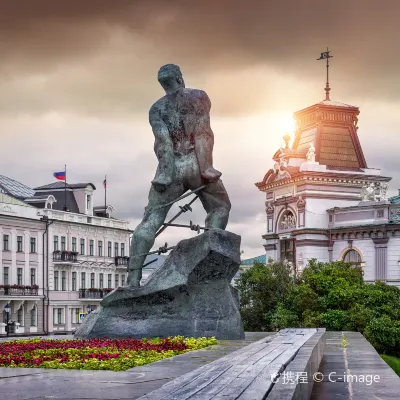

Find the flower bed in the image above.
[{"left": 0, "top": 336, "right": 217, "bottom": 371}]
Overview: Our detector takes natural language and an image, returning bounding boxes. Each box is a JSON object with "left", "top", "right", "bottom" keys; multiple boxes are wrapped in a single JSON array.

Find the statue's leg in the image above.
[
  {"left": 127, "top": 182, "right": 185, "bottom": 287},
  {"left": 198, "top": 179, "right": 231, "bottom": 229}
]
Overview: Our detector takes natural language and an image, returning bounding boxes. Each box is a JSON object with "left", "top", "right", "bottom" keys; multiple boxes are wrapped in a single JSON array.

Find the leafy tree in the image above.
[
  {"left": 237, "top": 258, "right": 400, "bottom": 356},
  {"left": 236, "top": 261, "right": 293, "bottom": 331}
]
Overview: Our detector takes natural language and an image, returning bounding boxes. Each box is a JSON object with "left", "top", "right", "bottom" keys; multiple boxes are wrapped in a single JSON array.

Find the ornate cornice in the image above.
[
  {"left": 296, "top": 239, "right": 330, "bottom": 247},
  {"left": 256, "top": 171, "right": 391, "bottom": 193},
  {"left": 261, "top": 233, "right": 279, "bottom": 240}
]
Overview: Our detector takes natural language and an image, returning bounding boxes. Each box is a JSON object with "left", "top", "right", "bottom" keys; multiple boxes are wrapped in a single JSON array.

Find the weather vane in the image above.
[{"left": 317, "top": 47, "right": 333, "bottom": 101}]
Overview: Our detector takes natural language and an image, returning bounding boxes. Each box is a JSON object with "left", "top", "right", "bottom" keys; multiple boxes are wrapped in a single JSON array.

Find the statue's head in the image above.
[{"left": 158, "top": 64, "right": 185, "bottom": 94}]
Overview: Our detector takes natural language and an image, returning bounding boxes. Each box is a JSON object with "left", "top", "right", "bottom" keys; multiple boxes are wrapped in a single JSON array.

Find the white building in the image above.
[
  {"left": 256, "top": 96, "right": 400, "bottom": 286},
  {"left": 0, "top": 175, "right": 132, "bottom": 335}
]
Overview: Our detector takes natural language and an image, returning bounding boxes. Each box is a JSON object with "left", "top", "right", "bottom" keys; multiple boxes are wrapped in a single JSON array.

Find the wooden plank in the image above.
[
  {"left": 161, "top": 341, "right": 285, "bottom": 400},
  {"left": 138, "top": 329, "right": 318, "bottom": 400},
  {"left": 137, "top": 336, "right": 274, "bottom": 400},
  {"left": 188, "top": 343, "right": 291, "bottom": 400},
  {"left": 237, "top": 331, "right": 316, "bottom": 400}
]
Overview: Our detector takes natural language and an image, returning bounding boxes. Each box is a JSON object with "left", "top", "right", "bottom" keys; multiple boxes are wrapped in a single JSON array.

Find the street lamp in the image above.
[{"left": 4, "top": 303, "right": 11, "bottom": 337}]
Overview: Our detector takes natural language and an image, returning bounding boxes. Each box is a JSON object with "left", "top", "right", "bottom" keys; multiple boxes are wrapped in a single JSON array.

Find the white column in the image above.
[
  {"left": 65, "top": 306, "right": 71, "bottom": 332},
  {"left": 48, "top": 305, "right": 54, "bottom": 333}
]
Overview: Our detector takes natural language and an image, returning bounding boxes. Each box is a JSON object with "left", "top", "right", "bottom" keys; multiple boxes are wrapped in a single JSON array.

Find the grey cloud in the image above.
[{"left": 1, "top": 1, "right": 400, "bottom": 116}]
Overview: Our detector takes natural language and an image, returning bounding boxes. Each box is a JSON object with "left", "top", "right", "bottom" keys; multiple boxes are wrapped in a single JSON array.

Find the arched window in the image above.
[
  {"left": 30, "top": 306, "right": 37, "bottom": 327},
  {"left": 17, "top": 307, "right": 24, "bottom": 326},
  {"left": 342, "top": 249, "right": 362, "bottom": 267}
]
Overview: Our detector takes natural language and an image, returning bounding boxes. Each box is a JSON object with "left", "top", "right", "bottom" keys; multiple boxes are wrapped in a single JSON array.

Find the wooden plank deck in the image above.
[{"left": 138, "top": 329, "right": 321, "bottom": 400}]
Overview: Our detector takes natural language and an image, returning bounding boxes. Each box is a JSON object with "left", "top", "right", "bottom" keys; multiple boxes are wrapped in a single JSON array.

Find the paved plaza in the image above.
[{"left": 0, "top": 333, "right": 271, "bottom": 400}]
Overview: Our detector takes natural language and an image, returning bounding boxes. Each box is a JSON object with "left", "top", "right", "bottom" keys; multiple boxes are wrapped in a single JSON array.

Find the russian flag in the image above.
[{"left": 53, "top": 171, "right": 66, "bottom": 181}]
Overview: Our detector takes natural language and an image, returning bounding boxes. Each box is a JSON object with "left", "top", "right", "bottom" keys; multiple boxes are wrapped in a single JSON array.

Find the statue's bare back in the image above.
[{"left": 127, "top": 64, "right": 231, "bottom": 287}]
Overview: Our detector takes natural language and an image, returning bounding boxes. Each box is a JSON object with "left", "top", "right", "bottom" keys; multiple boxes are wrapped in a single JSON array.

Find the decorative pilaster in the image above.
[
  {"left": 372, "top": 237, "right": 389, "bottom": 281},
  {"left": 328, "top": 238, "right": 334, "bottom": 262},
  {"left": 296, "top": 197, "right": 306, "bottom": 227},
  {"left": 265, "top": 202, "right": 275, "bottom": 233}
]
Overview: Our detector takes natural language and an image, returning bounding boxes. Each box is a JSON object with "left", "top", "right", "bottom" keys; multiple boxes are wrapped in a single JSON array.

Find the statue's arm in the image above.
[
  {"left": 149, "top": 104, "right": 174, "bottom": 191},
  {"left": 193, "top": 91, "right": 222, "bottom": 182}
]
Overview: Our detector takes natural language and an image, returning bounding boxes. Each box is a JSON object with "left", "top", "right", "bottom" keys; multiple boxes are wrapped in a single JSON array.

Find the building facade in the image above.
[
  {"left": 0, "top": 175, "right": 131, "bottom": 335},
  {"left": 256, "top": 96, "right": 400, "bottom": 286}
]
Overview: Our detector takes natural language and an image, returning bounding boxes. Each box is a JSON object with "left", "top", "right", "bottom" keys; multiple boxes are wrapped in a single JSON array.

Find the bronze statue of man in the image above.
[{"left": 127, "top": 64, "right": 231, "bottom": 287}]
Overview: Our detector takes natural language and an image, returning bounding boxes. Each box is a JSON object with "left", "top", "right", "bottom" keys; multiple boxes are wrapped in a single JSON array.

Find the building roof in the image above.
[
  {"left": 389, "top": 195, "right": 400, "bottom": 204},
  {"left": 34, "top": 182, "right": 96, "bottom": 190},
  {"left": 0, "top": 175, "right": 35, "bottom": 199},
  {"left": 41, "top": 190, "right": 80, "bottom": 212},
  {"left": 290, "top": 97, "right": 367, "bottom": 170},
  {"left": 317, "top": 99, "right": 357, "bottom": 108},
  {"left": 241, "top": 255, "right": 267, "bottom": 265}
]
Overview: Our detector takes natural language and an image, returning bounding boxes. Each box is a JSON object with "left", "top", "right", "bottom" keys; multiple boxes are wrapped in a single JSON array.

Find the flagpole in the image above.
[
  {"left": 104, "top": 175, "right": 107, "bottom": 218},
  {"left": 325, "top": 46, "right": 330, "bottom": 100},
  {"left": 64, "top": 164, "right": 67, "bottom": 211}
]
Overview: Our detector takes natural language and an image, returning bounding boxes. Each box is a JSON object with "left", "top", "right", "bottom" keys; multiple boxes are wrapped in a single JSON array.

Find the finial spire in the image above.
[{"left": 317, "top": 48, "right": 333, "bottom": 101}]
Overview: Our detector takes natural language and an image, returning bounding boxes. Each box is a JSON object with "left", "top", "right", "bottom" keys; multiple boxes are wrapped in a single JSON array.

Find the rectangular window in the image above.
[
  {"left": 72, "top": 272, "right": 77, "bottom": 291},
  {"left": 61, "top": 236, "right": 66, "bottom": 251},
  {"left": 80, "top": 238, "right": 85, "bottom": 255},
  {"left": 57, "top": 308, "right": 62, "bottom": 324},
  {"left": 3, "top": 267, "right": 9, "bottom": 285},
  {"left": 86, "top": 195, "right": 91, "bottom": 210},
  {"left": 121, "top": 243, "right": 125, "bottom": 257},
  {"left": 90, "top": 272, "right": 95, "bottom": 289},
  {"left": 30, "top": 268, "right": 36, "bottom": 286},
  {"left": 17, "top": 268, "right": 23, "bottom": 285},
  {"left": 3, "top": 234, "right": 9, "bottom": 251},
  {"left": 81, "top": 272, "right": 86, "bottom": 289},
  {"left": 61, "top": 271, "right": 66, "bottom": 291},
  {"left": 54, "top": 235, "right": 59, "bottom": 251},
  {"left": 54, "top": 271, "right": 59, "bottom": 291},
  {"left": 17, "top": 236, "right": 23, "bottom": 252},
  {"left": 280, "top": 239, "right": 295, "bottom": 264},
  {"left": 99, "top": 273, "right": 104, "bottom": 289},
  {"left": 30, "top": 237, "right": 36, "bottom": 253},
  {"left": 72, "top": 237, "right": 77, "bottom": 252},
  {"left": 89, "top": 240, "right": 94, "bottom": 256},
  {"left": 98, "top": 241, "right": 103, "bottom": 257},
  {"left": 114, "top": 242, "right": 119, "bottom": 257},
  {"left": 121, "top": 275, "right": 125, "bottom": 286},
  {"left": 108, "top": 241, "right": 112, "bottom": 257},
  {"left": 115, "top": 274, "right": 119, "bottom": 288},
  {"left": 75, "top": 308, "right": 80, "bottom": 324},
  {"left": 107, "top": 274, "right": 112, "bottom": 288}
]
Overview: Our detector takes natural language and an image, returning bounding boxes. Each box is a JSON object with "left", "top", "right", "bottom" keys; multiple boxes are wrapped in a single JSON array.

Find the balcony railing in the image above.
[
  {"left": 0, "top": 285, "right": 39, "bottom": 296},
  {"left": 53, "top": 251, "right": 79, "bottom": 263},
  {"left": 115, "top": 256, "right": 129, "bottom": 266},
  {"left": 79, "top": 288, "right": 113, "bottom": 299}
]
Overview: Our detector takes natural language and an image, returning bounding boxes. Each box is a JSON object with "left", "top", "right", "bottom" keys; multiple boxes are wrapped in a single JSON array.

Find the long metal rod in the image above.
[
  {"left": 142, "top": 258, "right": 158, "bottom": 268},
  {"left": 163, "top": 221, "right": 209, "bottom": 234},
  {"left": 155, "top": 195, "right": 199, "bottom": 238},
  {"left": 144, "top": 246, "right": 175, "bottom": 256},
  {"left": 153, "top": 185, "right": 206, "bottom": 211}
]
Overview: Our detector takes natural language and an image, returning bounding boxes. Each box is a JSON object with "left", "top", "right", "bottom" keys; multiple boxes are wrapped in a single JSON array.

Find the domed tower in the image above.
[{"left": 255, "top": 53, "right": 392, "bottom": 275}]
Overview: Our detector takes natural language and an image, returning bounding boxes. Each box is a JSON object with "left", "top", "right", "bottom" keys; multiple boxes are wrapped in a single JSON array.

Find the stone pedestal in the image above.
[{"left": 75, "top": 229, "right": 244, "bottom": 340}]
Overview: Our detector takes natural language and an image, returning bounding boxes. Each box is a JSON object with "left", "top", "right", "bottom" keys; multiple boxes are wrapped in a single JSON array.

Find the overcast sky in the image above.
[{"left": 1, "top": 0, "right": 400, "bottom": 258}]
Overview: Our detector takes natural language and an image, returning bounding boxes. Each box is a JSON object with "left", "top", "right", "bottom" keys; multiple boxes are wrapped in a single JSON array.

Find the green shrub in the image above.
[
  {"left": 237, "top": 258, "right": 400, "bottom": 356},
  {"left": 364, "top": 316, "right": 400, "bottom": 357}
]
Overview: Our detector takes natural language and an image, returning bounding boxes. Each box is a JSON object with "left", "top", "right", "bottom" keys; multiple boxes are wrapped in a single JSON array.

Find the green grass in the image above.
[{"left": 381, "top": 354, "right": 400, "bottom": 376}]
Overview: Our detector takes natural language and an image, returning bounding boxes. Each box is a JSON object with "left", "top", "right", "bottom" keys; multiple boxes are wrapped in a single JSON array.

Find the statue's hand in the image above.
[
  {"left": 201, "top": 167, "right": 222, "bottom": 183},
  {"left": 151, "top": 174, "right": 173, "bottom": 192}
]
